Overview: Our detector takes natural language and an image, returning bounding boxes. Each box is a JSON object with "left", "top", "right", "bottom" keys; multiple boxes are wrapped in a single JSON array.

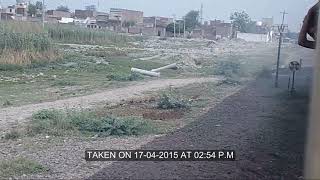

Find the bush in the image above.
[
  {"left": 52, "top": 80, "right": 77, "bottom": 87},
  {"left": 213, "top": 58, "right": 242, "bottom": 77},
  {"left": 107, "top": 72, "right": 144, "bottom": 82},
  {"left": 157, "top": 92, "right": 190, "bottom": 109},
  {"left": 4, "top": 130, "right": 21, "bottom": 140},
  {"left": 3, "top": 99, "right": 13, "bottom": 107}
]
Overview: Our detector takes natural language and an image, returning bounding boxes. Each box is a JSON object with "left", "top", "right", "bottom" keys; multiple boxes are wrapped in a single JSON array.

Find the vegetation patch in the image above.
[
  {"left": 0, "top": 158, "right": 47, "bottom": 178},
  {"left": 3, "top": 130, "right": 21, "bottom": 140},
  {"left": 157, "top": 90, "right": 191, "bottom": 110},
  {"left": 26, "top": 109, "right": 157, "bottom": 137},
  {"left": 0, "top": 22, "right": 57, "bottom": 65},
  {"left": 47, "top": 24, "right": 135, "bottom": 45},
  {"left": 213, "top": 57, "right": 242, "bottom": 77},
  {"left": 52, "top": 79, "right": 78, "bottom": 87}
]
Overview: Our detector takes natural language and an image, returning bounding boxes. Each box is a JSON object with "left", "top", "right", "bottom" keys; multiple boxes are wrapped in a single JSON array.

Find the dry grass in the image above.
[{"left": 0, "top": 49, "right": 59, "bottom": 65}]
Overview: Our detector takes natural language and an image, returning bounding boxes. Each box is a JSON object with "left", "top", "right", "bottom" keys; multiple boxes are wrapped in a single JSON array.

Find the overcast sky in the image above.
[{"left": 0, "top": 0, "right": 318, "bottom": 32}]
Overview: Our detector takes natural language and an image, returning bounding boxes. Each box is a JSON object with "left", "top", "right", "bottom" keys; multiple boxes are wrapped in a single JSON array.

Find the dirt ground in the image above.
[
  {"left": 90, "top": 67, "right": 312, "bottom": 179},
  {"left": 0, "top": 36, "right": 313, "bottom": 179},
  {"left": 0, "top": 77, "right": 220, "bottom": 134}
]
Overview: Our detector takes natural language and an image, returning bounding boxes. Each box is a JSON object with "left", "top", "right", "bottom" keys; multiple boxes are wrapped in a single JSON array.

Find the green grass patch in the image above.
[
  {"left": 27, "top": 109, "right": 157, "bottom": 137},
  {"left": 4, "top": 130, "right": 21, "bottom": 140},
  {"left": 157, "top": 90, "right": 191, "bottom": 110},
  {"left": 0, "top": 158, "right": 47, "bottom": 178},
  {"left": 52, "top": 79, "right": 78, "bottom": 87}
]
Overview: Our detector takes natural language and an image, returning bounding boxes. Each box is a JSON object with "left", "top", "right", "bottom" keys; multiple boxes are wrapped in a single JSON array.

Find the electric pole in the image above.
[
  {"left": 178, "top": 20, "right": 181, "bottom": 36},
  {"left": 183, "top": 16, "right": 186, "bottom": 38},
  {"left": 275, "top": 10, "right": 288, "bottom": 88},
  {"left": 200, "top": 3, "right": 203, "bottom": 25},
  {"left": 173, "top": 14, "right": 176, "bottom": 38},
  {"left": 154, "top": 16, "right": 157, "bottom": 36},
  {"left": 42, "top": 0, "right": 45, "bottom": 28}
]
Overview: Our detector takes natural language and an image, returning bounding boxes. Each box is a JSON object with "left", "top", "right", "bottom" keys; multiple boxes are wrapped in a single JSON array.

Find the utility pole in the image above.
[
  {"left": 154, "top": 16, "right": 157, "bottom": 36},
  {"left": 178, "top": 20, "right": 181, "bottom": 36},
  {"left": 173, "top": 14, "right": 176, "bottom": 38},
  {"left": 274, "top": 10, "right": 288, "bottom": 88},
  {"left": 183, "top": 16, "right": 186, "bottom": 38},
  {"left": 200, "top": 3, "right": 203, "bottom": 25},
  {"left": 42, "top": 0, "right": 45, "bottom": 28}
]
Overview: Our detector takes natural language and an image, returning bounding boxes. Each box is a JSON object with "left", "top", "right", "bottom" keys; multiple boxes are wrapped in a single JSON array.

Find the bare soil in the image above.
[
  {"left": 0, "top": 77, "right": 220, "bottom": 134},
  {"left": 90, "top": 67, "right": 312, "bottom": 180}
]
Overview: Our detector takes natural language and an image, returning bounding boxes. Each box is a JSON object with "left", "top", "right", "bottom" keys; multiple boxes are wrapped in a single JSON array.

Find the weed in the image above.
[
  {"left": 4, "top": 130, "right": 21, "bottom": 140},
  {"left": 52, "top": 80, "right": 77, "bottom": 87},
  {"left": 213, "top": 58, "right": 242, "bottom": 77},
  {"left": 0, "top": 158, "right": 47, "bottom": 178},
  {"left": 3, "top": 99, "right": 13, "bottom": 107},
  {"left": 157, "top": 91, "right": 190, "bottom": 109},
  {"left": 107, "top": 72, "right": 144, "bottom": 81}
]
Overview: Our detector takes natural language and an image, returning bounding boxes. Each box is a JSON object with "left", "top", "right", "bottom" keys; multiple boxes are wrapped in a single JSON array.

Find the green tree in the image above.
[
  {"left": 56, "top": 5, "right": 70, "bottom": 12},
  {"left": 123, "top": 21, "right": 136, "bottom": 33},
  {"left": 35, "top": 1, "right": 43, "bottom": 10},
  {"left": 230, "top": 11, "right": 252, "bottom": 33},
  {"left": 28, "top": 3, "right": 37, "bottom": 17},
  {"left": 184, "top": 10, "right": 200, "bottom": 32},
  {"left": 166, "top": 22, "right": 184, "bottom": 34}
]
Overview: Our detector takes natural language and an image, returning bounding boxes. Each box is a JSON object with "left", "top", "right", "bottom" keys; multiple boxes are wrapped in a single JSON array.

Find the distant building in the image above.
[
  {"left": 261, "top": 17, "right": 274, "bottom": 28},
  {"left": 0, "top": 5, "right": 15, "bottom": 20},
  {"left": 47, "top": 10, "right": 71, "bottom": 19},
  {"left": 15, "top": 2, "right": 28, "bottom": 20},
  {"left": 96, "top": 12, "right": 110, "bottom": 28},
  {"left": 143, "top": 16, "right": 173, "bottom": 28},
  {"left": 110, "top": 8, "right": 143, "bottom": 25},
  {"left": 208, "top": 20, "right": 234, "bottom": 39},
  {"left": 75, "top": 9, "right": 96, "bottom": 19}
]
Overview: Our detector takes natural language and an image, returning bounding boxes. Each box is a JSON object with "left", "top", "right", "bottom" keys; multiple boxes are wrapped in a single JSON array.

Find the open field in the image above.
[{"left": 0, "top": 21, "right": 310, "bottom": 179}]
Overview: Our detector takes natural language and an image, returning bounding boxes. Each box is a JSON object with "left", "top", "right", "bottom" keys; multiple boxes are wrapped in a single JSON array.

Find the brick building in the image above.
[
  {"left": 110, "top": 8, "right": 143, "bottom": 25},
  {"left": 47, "top": 10, "right": 71, "bottom": 19},
  {"left": 75, "top": 9, "right": 96, "bottom": 19}
]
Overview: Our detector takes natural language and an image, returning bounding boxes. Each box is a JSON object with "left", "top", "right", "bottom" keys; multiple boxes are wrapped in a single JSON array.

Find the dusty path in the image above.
[
  {"left": 90, "top": 68, "right": 312, "bottom": 180},
  {"left": 0, "top": 77, "right": 220, "bottom": 132}
]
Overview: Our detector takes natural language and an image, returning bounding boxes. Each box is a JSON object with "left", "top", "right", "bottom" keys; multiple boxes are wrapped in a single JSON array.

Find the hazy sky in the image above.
[{"left": 0, "top": 0, "right": 318, "bottom": 32}]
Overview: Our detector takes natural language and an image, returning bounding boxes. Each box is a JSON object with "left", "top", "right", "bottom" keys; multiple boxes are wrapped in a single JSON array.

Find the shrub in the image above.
[
  {"left": 4, "top": 130, "right": 21, "bottom": 140},
  {"left": 157, "top": 92, "right": 190, "bottom": 109},
  {"left": 213, "top": 58, "right": 242, "bottom": 77},
  {"left": 107, "top": 72, "right": 144, "bottom": 81},
  {"left": 52, "top": 80, "right": 77, "bottom": 87},
  {"left": 3, "top": 99, "right": 13, "bottom": 107}
]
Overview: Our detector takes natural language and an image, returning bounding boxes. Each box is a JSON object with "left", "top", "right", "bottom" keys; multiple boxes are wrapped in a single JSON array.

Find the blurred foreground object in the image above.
[
  {"left": 298, "top": 2, "right": 319, "bottom": 49},
  {"left": 304, "top": 2, "right": 320, "bottom": 178}
]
